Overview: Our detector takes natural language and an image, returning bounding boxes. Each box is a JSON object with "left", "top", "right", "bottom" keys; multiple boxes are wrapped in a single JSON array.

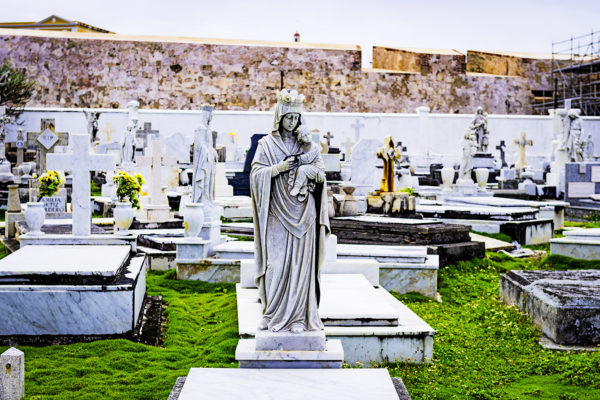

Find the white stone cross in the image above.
[
  {"left": 513, "top": 132, "right": 533, "bottom": 170},
  {"left": 136, "top": 122, "right": 159, "bottom": 152},
  {"left": 350, "top": 119, "right": 365, "bottom": 142},
  {"left": 47, "top": 134, "right": 117, "bottom": 236},
  {"left": 136, "top": 140, "right": 165, "bottom": 205},
  {"left": 341, "top": 137, "right": 356, "bottom": 160}
]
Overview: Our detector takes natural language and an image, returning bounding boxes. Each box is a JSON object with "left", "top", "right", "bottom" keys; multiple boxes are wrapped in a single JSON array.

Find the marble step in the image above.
[{"left": 177, "top": 368, "right": 401, "bottom": 400}]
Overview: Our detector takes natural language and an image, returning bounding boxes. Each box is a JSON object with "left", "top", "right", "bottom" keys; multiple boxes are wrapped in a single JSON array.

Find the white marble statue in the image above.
[
  {"left": 120, "top": 120, "right": 137, "bottom": 166},
  {"left": 470, "top": 106, "right": 489, "bottom": 152},
  {"left": 561, "top": 109, "right": 584, "bottom": 162},
  {"left": 192, "top": 105, "right": 218, "bottom": 203},
  {"left": 251, "top": 89, "right": 329, "bottom": 333},
  {"left": 83, "top": 110, "right": 100, "bottom": 144},
  {"left": 459, "top": 130, "right": 478, "bottom": 182}
]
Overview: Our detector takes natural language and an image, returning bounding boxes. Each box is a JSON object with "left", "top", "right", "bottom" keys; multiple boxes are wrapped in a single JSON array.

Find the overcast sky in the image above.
[{"left": 3, "top": 0, "right": 600, "bottom": 65}]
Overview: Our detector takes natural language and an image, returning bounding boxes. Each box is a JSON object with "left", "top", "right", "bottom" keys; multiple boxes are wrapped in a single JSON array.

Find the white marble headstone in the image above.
[
  {"left": 164, "top": 132, "right": 190, "bottom": 163},
  {"left": 350, "top": 139, "right": 382, "bottom": 195}
]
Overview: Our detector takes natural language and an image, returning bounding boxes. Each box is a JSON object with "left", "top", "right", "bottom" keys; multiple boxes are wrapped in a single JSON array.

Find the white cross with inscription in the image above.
[
  {"left": 350, "top": 119, "right": 365, "bottom": 142},
  {"left": 47, "top": 134, "right": 117, "bottom": 236}
]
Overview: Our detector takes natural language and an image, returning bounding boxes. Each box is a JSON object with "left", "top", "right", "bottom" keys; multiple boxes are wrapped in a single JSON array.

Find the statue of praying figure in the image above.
[
  {"left": 250, "top": 89, "right": 328, "bottom": 334},
  {"left": 470, "top": 106, "right": 489, "bottom": 152},
  {"left": 192, "top": 105, "right": 218, "bottom": 203},
  {"left": 376, "top": 136, "right": 402, "bottom": 193}
]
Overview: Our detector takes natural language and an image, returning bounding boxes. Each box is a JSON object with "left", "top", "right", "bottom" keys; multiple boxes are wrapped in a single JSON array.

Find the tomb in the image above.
[
  {"left": 0, "top": 245, "right": 146, "bottom": 342},
  {"left": 501, "top": 270, "right": 600, "bottom": 346},
  {"left": 550, "top": 228, "right": 600, "bottom": 260}
]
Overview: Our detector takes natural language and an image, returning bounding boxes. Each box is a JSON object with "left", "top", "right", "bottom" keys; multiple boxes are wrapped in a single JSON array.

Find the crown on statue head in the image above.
[{"left": 277, "top": 89, "right": 305, "bottom": 108}]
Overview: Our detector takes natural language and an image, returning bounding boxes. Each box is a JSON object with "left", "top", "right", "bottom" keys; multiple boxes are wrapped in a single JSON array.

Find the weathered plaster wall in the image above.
[{"left": 0, "top": 30, "right": 552, "bottom": 114}]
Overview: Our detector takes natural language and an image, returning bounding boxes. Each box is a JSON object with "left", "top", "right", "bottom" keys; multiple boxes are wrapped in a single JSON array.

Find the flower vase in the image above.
[
  {"left": 25, "top": 202, "right": 45, "bottom": 235},
  {"left": 475, "top": 168, "right": 489, "bottom": 192},
  {"left": 114, "top": 201, "right": 134, "bottom": 234},
  {"left": 441, "top": 167, "right": 455, "bottom": 192},
  {"left": 183, "top": 203, "right": 205, "bottom": 238}
]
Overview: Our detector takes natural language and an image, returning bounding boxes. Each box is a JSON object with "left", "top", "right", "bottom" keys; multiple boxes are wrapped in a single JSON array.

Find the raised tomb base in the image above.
[
  {"left": 500, "top": 270, "right": 600, "bottom": 346},
  {"left": 0, "top": 245, "right": 147, "bottom": 343}
]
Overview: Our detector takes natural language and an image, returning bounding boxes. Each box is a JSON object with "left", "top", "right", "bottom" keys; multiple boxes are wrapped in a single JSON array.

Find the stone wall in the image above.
[{"left": 0, "top": 29, "right": 552, "bottom": 114}]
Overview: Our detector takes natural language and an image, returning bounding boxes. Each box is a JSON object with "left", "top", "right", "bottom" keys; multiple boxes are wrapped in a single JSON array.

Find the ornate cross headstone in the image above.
[
  {"left": 376, "top": 136, "right": 402, "bottom": 193},
  {"left": 341, "top": 137, "right": 355, "bottom": 160},
  {"left": 513, "top": 132, "right": 533, "bottom": 170},
  {"left": 26, "top": 119, "right": 69, "bottom": 172},
  {"left": 350, "top": 119, "right": 365, "bottom": 141},
  {"left": 136, "top": 122, "right": 159, "bottom": 153},
  {"left": 496, "top": 140, "right": 508, "bottom": 168},
  {"left": 47, "top": 134, "right": 116, "bottom": 236},
  {"left": 323, "top": 131, "right": 334, "bottom": 146}
]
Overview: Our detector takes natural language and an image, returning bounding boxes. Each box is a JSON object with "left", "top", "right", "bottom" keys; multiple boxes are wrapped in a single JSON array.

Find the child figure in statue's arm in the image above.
[{"left": 288, "top": 129, "right": 323, "bottom": 200}]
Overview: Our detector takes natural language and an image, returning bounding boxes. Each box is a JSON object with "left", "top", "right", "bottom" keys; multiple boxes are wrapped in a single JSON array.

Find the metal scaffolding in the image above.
[{"left": 538, "top": 30, "right": 600, "bottom": 115}]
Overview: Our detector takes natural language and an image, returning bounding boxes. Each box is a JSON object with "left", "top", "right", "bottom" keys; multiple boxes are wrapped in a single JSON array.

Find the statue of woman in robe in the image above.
[
  {"left": 250, "top": 89, "right": 329, "bottom": 334},
  {"left": 192, "top": 105, "right": 217, "bottom": 203},
  {"left": 121, "top": 119, "right": 137, "bottom": 166},
  {"left": 459, "top": 130, "right": 478, "bottom": 182}
]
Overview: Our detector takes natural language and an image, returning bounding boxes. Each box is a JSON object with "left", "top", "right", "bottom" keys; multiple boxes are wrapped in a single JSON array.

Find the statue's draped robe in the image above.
[
  {"left": 192, "top": 129, "right": 217, "bottom": 203},
  {"left": 121, "top": 130, "right": 135, "bottom": 164},
  {"left": 250, "top": 132, "right": 329, "bottom": 332}
]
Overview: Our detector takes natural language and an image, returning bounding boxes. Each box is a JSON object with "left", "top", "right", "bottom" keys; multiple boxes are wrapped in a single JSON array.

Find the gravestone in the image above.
[
  {"left": 136, "top": 122, "right": 159, "bottom": 155},
  {"left": 564, "top": 162, "right": 600, "bottom": 207},
  {"left": 351, "top": 139, "right": 382, "bottom": 196},
  {"left": 46, "top": 134, "right": 117, "bottom": 236},
  {"left": 341, "top": 136, "right": 355, "bottom": 161},
  {"left": 164, "top": 132, "right": 190, "bottom": 163},
  {"left": 26, "top": 119, "right": 69, "bottom": 172},
  {"left": 40, "top": 188, "right": 67, "bottom": 214},
  {"left": 228, "top": 134, "right": 266, "bottom": 196},
  {"left": 513, "top": 132, "right": 533, "bottom": 170},
  {"left": 496, "top": 140, "right": 508, "bottom": 169},
  {"left": 136, "top": 140, "right": 172, "bottom": 222}
]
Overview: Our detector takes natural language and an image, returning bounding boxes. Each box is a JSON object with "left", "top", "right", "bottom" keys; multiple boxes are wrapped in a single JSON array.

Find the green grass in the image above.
[
  {"left": 387, "top": 252, "right": 600, "bottom": 399},
  {"left": 1, "top": 248, "right": 599, "bottom": 399},
  {"left": 564, "top": 220, "right": 600, "bottom": 229}
]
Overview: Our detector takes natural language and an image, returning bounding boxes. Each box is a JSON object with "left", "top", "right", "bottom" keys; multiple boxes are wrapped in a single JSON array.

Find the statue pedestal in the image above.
[
  {"left": 236, "top": 335, "right": 343, "bottom": 368},
  {"left": 174, "top": 237, "right": 211, "bottom": 262},
  {"left": 473, "top": 153, "right": 494, "bottom": 170}
]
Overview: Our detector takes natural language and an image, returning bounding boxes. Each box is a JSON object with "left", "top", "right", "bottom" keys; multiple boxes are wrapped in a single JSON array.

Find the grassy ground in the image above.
[
  {"left": 388, "top": 253, "right": 600, "bottom": 400},
  {"left": 0, "top": 250, "right": 598, "bottom": 399}
]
